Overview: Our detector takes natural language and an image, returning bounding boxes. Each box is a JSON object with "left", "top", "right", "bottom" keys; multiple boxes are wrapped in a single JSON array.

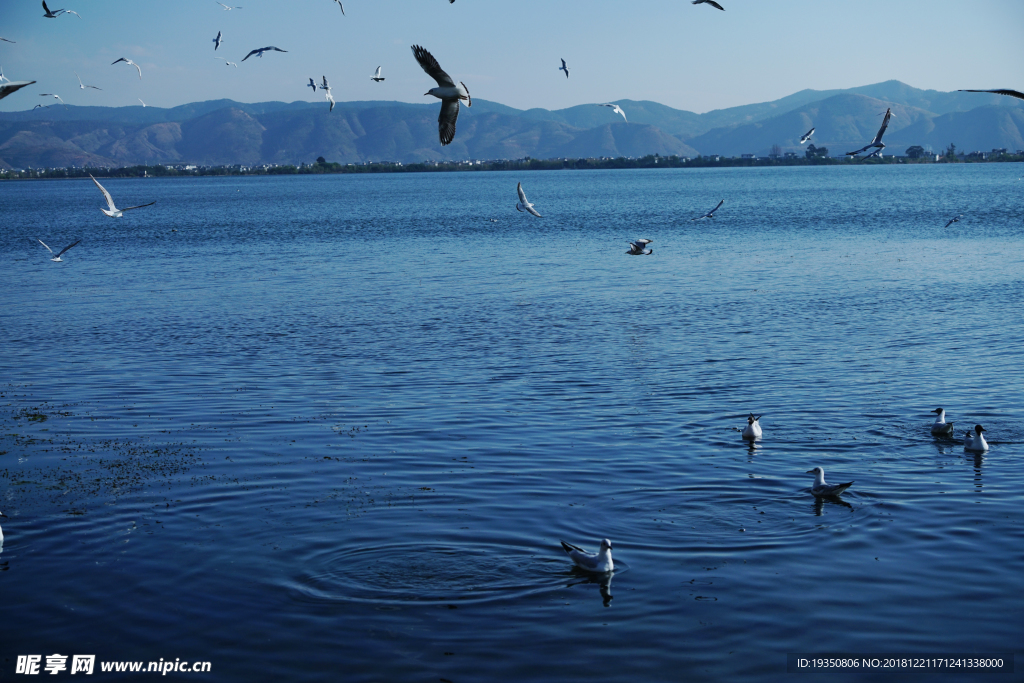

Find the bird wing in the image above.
[
  {"left": 90, "top": 174, "right": 117, "bottom": 212},
  {"left": 959, "top": 88, "right": 1024, "bottom": 101},
  {"left": 327, "top": 92, "right": 335, "bottom": 112},
  {"left": 709, "top": 199, "right": 724, "bottom": 214},
  {"left": 75, "top": 71, "right": 83, "bottom": 85},
  {"left": 561, "top": 59, "right": 566, "bottom": 69},
  {"left": 241, "top": 49, "right": 259, "bottom": 61},
  {"left": 846, "top": 143, "right": 871, "bottom": 156},
  {"left": 55, "top": 239, "right": 82, "bottom": 258},
  {"left": 438, "top": 98, "right": 460, "bottom": 146},
  {"left": 524, "top": 204, "right": 542, "bottom": 218},
  {"left": 132, "top": 62, "right": 142, "bottom": 79},
  {"left": 871, "top": 108, "right": 893, "bottom": 144},
  {"left": 270, "top": 47, "right": 286, "bottom": 53},
  {"left": 121, "top": 201, "right": 156, "bottom": 212},
  {"left": 217, "top": 2, "right": 229, "bottom": 7},
  {"left": 517, "top": 182, "right": 529, "bottom": 206},
  {"left": 112, "top": 58, "right": 126, "bottom": 65},
  {"left": 0, "top": 80, "right": 35, "bottom": 101},
  {"left": 636, "top": 238, "right": 652, "bottom": 245},
  {"left": 37, "top": 238, "right": 53, "bottom": 254},
  {"left": 705, "top": 0, "right": 725, "bottom": 9},
  {"left": 42, "top": 0, "right": 50, "bottom": 14},
  {"left": 374, "top": 66, "right": 381, "bottom": 78},
  {"left": 412, "top": 45, "right": 455, "bottom": 88},
  {"left": 65, "top": 10, "right": 80, "bottom": 18}
]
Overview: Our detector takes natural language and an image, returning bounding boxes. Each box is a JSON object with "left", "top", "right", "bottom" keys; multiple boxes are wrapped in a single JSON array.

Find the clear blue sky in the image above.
[{"left": 2, "top": 0, "right": 1022, "bottom": 113}]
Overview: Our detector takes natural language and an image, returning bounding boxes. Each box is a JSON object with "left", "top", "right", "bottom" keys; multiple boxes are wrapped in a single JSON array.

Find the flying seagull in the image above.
[
  {"left": 626, "top": 239, "right": 652, "bottom": 255},
  {"left": 371, "top": 66, "right": 385, "bottom": 82},
  {"left": 516, "top": 182, "right": 541, "bottom": 217},
  {"left": 216, "top": 2, "right": 242, "bottom": 9},
  {"left": 958, "top": 88, "right": 1024, "bottom": 101},
  {"left": 242, "top": 46, "right": 287, "bottom": 62},
  {"left": 332, "top": 0, "right": 345, "bottom": 14},
  {"left": 692, "top": 0, "right": 725, "bottom": 9},
  {"left": 213, "top": 31, "right": 222, "bottom": 50},
  {"left": 90, "top": 174, "right": 156, "bottom": 217},
  {"left": 138, "top": 98, "right": 146, "bottom": 107},
  {"left": 806, "top": 466, "right": 853, "bottom": 497},
  {"left": 75, "top": 71, "right": 101, "bottom": 90},
  {"left": 216, "top": 56, "right": 237, "bottom": 67},
  {"left": 692, "top": 199, "right": 724, "bottom": 220},
  {"left": 33, "top": 103, "right": 50, "bottom": 109},
  {"left": 40, "top": 93, "right": 67, "bottom": 109},
  {"left": 0, "top": 38, "right": 16, "bottom": 43},
  {"left": 846, "top": 107, "right": 895, "bottom": 157},
  {"left": 37, "top": 238, "right": 81, "bottom": 262},
  {"left": 559, "top": 58, "right": 569, "bottom": 79},
  {"left": 42, "top": 1, "right": 80, "bottom": 18},
  {"left": 307, "top": 77, "right": 317, "bottom": 93},
  {"left": 320, "top": 76, "right": 335, "bottom": 112},
  {"left": 799, "top": 127, "right": 814, "bottom": 144},
  {"left": 112, "top": 57, "right": 142, "bottom": 79},
  {"left": 599, "top": 103, "right": 626, "bottom": 122},
  {"left": 411, "top": 44, "right": 471, "bottom": 146},
  {"left": 560, "top": 539, "right": 614, "bottom": 573},
  {"left": 944, "top": 214, "right": 963, "bottom": 228}
]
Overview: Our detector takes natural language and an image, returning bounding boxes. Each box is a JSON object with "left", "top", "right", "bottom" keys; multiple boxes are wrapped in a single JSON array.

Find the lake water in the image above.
[{"left": 1, "top": 164, "right": 1022, "bottom": 682}]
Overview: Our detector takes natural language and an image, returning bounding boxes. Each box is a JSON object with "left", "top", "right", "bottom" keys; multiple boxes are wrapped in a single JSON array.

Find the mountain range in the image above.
[{"left": 1, "top": 80, "right": 1021, "bottom": 169}]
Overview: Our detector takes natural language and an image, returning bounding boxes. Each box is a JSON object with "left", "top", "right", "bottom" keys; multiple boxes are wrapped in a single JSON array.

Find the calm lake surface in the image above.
[{"left": 1, "top": 165, "right": 1022, "bottom": 682}]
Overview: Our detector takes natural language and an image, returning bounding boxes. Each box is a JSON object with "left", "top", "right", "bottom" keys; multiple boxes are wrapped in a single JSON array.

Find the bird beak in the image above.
[
  {"left": 805, "top": 470, "right": 815, "bottom": 474},
  {"left": 424, "top": 92, "right": 430, "bottom": 96}
]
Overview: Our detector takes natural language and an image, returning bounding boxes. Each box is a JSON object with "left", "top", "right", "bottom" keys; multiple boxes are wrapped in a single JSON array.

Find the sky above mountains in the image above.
[{"left": 2, "top": 0, "right": 1022, "bottom": 114}]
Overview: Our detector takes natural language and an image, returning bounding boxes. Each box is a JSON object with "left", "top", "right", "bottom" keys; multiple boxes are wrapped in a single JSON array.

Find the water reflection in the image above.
[
  {"left": 568, "top": 568, "right": 614, "bottom": 607},
  {"left": 972, "top": 452, "right": 984, "bottom": 491},
  {"left": 813, "top": 495, "right": 853, "bottom": 516}
]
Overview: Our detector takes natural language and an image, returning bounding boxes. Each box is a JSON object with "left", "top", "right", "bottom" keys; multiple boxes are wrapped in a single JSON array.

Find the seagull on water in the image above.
[
  {"left": 692, "top": 199, "right": 724, "bottom": 220},
  {"left": 331, "top": 0, "right": 345, "bottom": 14},
  {"left": 42, "top": 1, "right": 80, "bottom": 18},
  {"left": 1, "top": 81, "right": 35, "bottom": 102},
  {"left": 599, "top": 103, "right": 626, "bottom": 122},
  {"left": 847, "top": 107, "right": 895, "bottom": 157},
  {"left": 964, "top": 425, "right": 989, "bottom": 452},
  {"left": 40, "top": 93, "right": 67, "bottom": 109},
  {"left": 371, "top": 66, "right": 385, "bottom": 82},
  {"left": 693, "top": 0, "right": 725, "bottom": 9},
  {"left": 38, "top": 238, "right": 81, "bottom": 262},
  {"left": 213, "top": 31, "right": 222, "bottom": 50},
  {"left": 90, "top": 174, "right": 156, "bottom": 217},
  {"left": 516, "top": 182, "right": 541, "bottom": 217},
  {"left": 560, "top": 539, "right": 614, "bottom": 573},
  {"left": 75, "top": 71, "right": 101, "bottom": 90},
  {"left": 930, "top": 408, "right": 955, "bottom": 437},
  {"left": 944, "top": 214, "right": 963, "bottom": 228},
  {"left": 559, "top": 58, "right": 569, "bottom": 79},
  {"left": 806, "top": 466, "right": 853, "bottom": 497},
  {"left": 626, "top": 239, "right": 653, "bottom": 255},
  {"left": 800, "top": 127, "right": 815, "bottom": 144},
  {"left": 216, "top": 2, "right": 242, "bottom": 9},
  {"left": 216, "top": 57, "right": 237, "bottom": 67},
  {"left": 112, "top": 57, "right": 142, "bottom": 79},
  {"left": 958, "top": 89, "right": 1024, "bottom": 101},
  {"left": 242, "top": 46, "right": 287, "bottom": 62},
  {"left": 412, "top": 44, "right": 471, "bottom": 147},
  {"left": 742, "top": 413, "right": 762, "bottom": 440}
]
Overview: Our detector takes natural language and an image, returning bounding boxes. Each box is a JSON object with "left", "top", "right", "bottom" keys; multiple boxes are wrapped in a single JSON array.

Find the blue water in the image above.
[{"left": 1, "top": 165, "right": 1023, "bottom": 682}]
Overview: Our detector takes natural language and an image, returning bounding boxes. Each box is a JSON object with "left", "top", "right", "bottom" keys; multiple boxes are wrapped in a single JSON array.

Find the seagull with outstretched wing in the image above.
[
  {"left": 692, "top": 199, "right": 724, "bottom": 221},
  {"left": 40, "top": 93, "right": 67, "bottom": 109},
  {"left": 371, "top": 66, "right": 385, "bottom": 82},
  {"left": 799, "top": 127, "right": 814, "bottom": 144},
  {"left": 216, "top": 56, "right": 237, "bottom": 68},
  {"left": 412, "top": 44, "right": 471, "bottom": 146},
  {"left": 516, "top": 182, "right": 542, "bottom": 217},
  {"left": 42, "top": 1, "right": 80, "bottom": 18},
  {"left": 242, "top": 46, "right": 287, "bottom": 62},
  {"left": 599, "top": 103, "right": 626, "bottom": 122},
  {"left": 213, "top": 31, "right": 222, "bottom": 50},
  {"left": 216, "top": 2, "right": 242, "bottom": 9},
  {"left": 846, "top": 107, "right": 895, "bottom": 157},
  {"left": 307, "top": 77, "right": 317, "bottom": 92},
  {"left": 38, "top": 238, "right": 81, "bottom": 262},
  {"left": 112, "top": 57, "right": 142, "bottom": 79},
  {"left": 75, "top": 71, "right": 101, "bottom": 90},
  {"left": 559, "top": 58, "right": 569, "bottom": 79},
  {"left": 332, "top": 0, "right": 345, "bottom": 14},
  {"left": 626, "top": 239, "right": 653, "bottom": 255},
  {"left": 944, "top": 214, "right": 963, "bottom": 228},
  {"left": 90, "top": 174, "right": 156, "bottom": 217}
]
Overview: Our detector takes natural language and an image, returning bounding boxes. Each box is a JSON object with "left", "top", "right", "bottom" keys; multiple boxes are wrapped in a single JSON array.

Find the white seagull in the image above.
[
  {"left": 138, "top": 98, "right": 146, "bottom": 107},
  {"left": 37, "top": 238, "right": 81, "bottom": 262},
  {"left": 560, "top": 539, "right": 614, "bottom": 573},
  {"left": 847, "top": 107, "right": 895, "bottom": 157},
  {"left": 559, "top": 58, "right": 569, "bottom": 79},
  {"left": 412, "top": 44, "right": 471, "bottom": 147},
  {"left": 692, "top": 199, "right": 724, "bottom": 220},
  {"left": 930, "top": 408, "right": 955, "bottom": 437},
  {"left": 75, "top": 71, "right": 101, "bottom": 90},
  {"left": 242, "top": 46, "right": 287, "bottom": 62},
  {"left": 371, "top": 66, "right": 385, "bottom": 82},
  {"left": 599, "top": 103, "right": 626, "bottom": 122},
  {"left": 515, "top": 182, "right": 541, "bottom": 217},
  {"left": 944, "top": 214, "right": 963, "bottom": 228},
  {"left": 319, "top": 76, "right": 335, "bottom": 111},
  {"left": 216, "top": 57, "right": 237, "bottom": 67},
  {"left": 964, "top": 425, "right": 989, "bottom": 452},
  {"left": 799, "top": 127, "right": 815, "bottom": 144},
  {"left": 958, "top": 88, "right": 1024, "bottom": 101},
  {"left": 90, "top": 174, "right": 156, "bottom": 217},
  {"left": 112, "top": 57, "right": 142, "bottom": 79},
  {"left": 213, "top": 31, "right": 222, "bottom": 50},
  {"left": 332, "top": 0, "right": 345, "bottom": 14},
  {"left": 40, "top": 93, "right": 67, "bottom": 109},
  {"left": 307, "top": 77, "right": 317, "bottom": 93},
  {"left": 742, "top": 413, "right": 762, "bottom": 440},
  {"left": 626, "top": 239, "right": 653, "bottom": 255},
  {"left": 806, "top": 466, "right": 853, "bottom": 497},
  {"left": 692, "top": 0, "right": 725, "bottom": 9},
  {"left": 216, "top": 2, "right": 242, "bottom": 9},
  {"left": 42, "top": 1, "right": 80, "bottom": 18}
]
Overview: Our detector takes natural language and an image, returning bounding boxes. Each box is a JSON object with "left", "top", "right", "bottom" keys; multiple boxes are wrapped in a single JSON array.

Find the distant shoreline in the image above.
[{"left": 2, "top": 153, "right": 1021, "bottom": 181}]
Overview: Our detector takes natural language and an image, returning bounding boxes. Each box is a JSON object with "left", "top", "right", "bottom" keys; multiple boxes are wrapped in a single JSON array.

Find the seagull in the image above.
[
  {"left": 242, "top": 46, "right": 287, "bottom": 62},
  {"left": 32, "top": 103, "right": 50, "bottom": 109},
  {"left": 216, "top": 2, "right": 242, "bottom": 9},
  {"left": 138, "top": 98, "right": 146, "bottom": 107},
  {"left": 806, "top": 466, "right": 853, "bottom": 497},
  {"left": 692, "top": 0, "right": 725, "bottom": 9},
  {"left": 599, "top": 103, "right": 626, "bottom": 122},
  {"left": 332, "top": 0, "right": 345, "bottom": 14},
  {"left": 90, "top": 174, "right": 156, "bottom": 217},
  {"left": 0, "top": 510, "right": 6, "bottom": 544},
  {"left": 412, "top": 44, "right": 471, "bottom": 146},
  {"left": 75, "top": 71, "right": 101, "bottom": 90},
  {"left": 626, "top": 239, "right": 652, "bottom": 255},
  {"left": 847, "top": 107, "right": 895, "bottom": 157},
  {"left": 944, "top": 214, "right": 963, "bottom": 228},
  {"left": 319, "top": 75, "right": 330, "bottom": 92},
  {"left": 371, "top": 66, "right": 385, "bottom": 82},
  {"left": 42, "top": 1, "right": 80, "bottom": 18},
  {"left": 38, "top": 238, "right": 81, "bottom": 262},
  {"left": 112, "top": 57, "right": 142, "bottom": 79},
  {"left": 963, "top": 430, "right": 975, "bottom": 450},
  {"left": 742, "top": 413, "right": 762, "bottom": 440},
  {"left": 799, "top": 127, "right": 815, "bottom": 144},
  {"left": 213, "top": 30, "right": 222, "bottom": 50},
  {"left": 40, "top": 93, "right": 67, "bottom": 109},
  {"left": 560, "top": 539, "right": 614, "bottom": 573},
  {"left": 559, "top": 58, "right": 569, "bottom": 79},
  {"left": 325, "top": 90, "right": 335, "bottom": 112},
  {"left": 515, "top": 182, "right": 541, "bottom": 217},
  {"left": 0, "top": 37, "right": 16, "bottom": 43},
  {"left": 692, "top": 199, "right": 724, "bottom": 220},
  {"left": 964, "top": 425, "right": 989, "bottom": 452},
  {"left": 216, "top": 57, "right": 237, "bottom": 67},
  {"left": 930, "top": 408, "right": 955, "bottom": 437},
  {"left": 958, "top": 89, "right": 1024, "bottom": 101},
  {"left": 307, "top": 77, "right": 317, "bottom": 93}
]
